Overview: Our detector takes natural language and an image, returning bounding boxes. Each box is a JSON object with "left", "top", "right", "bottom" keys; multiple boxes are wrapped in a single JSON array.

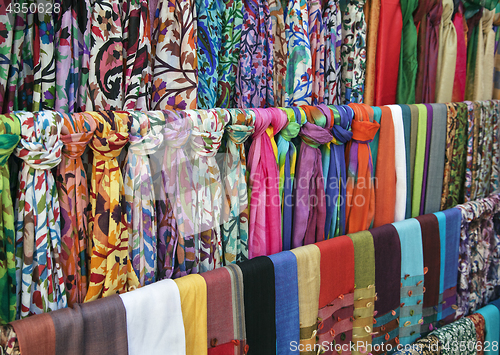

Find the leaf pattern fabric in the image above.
[
  {"left": 323, "top": 0, "right": 342, "bottom": 106},
  {"left": 35, "top": 6, "right": 56, "bottom": 112},
  {"left": 14, "top": 111, "right": 67, "bottom": 318},
  {"left": 0, "top": 4, "right": 14, "bottom": 113},
  {"left": 269, "top": 0, "right": 287, "bottom": 107},
  {"left": 85, "top": 111, "right": 139, "bottom": 302},
  {"left": 308, "top": 0, "right": 325, "bottom": 105},
  {"left": 56, "top": 112, "right": 95, "bottom": 307}
]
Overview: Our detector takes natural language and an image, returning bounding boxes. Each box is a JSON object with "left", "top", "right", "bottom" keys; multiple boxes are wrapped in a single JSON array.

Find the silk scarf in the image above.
[
  {"left": 436, "top": 0, "right": 458, "bottom": 104},
  {"left": 452, "top": 4, "right": 467, "bottom": 102},
  {"left": 364, "top": 0, "right": 380, "bottom": 106},
  {"left": 400, "top": 105, "right": 412, "bottom": 220},
  {"left": 308, "top": 0, "right": 325, "bottom": 105},
  {"left": 411, "top": 104, "right": 427, "bottom": 217},
  {"left": 323, "top": 0, "right": 342, "bottom": 105},
  {"left": 396, "top": 0, "right": 418, "bottom": 104},
  {"left": 269, "top": 0, "right": 287, "bottom": 107},
  {"left": 476, "top": 10, "right": 496, "bottom": 100}
]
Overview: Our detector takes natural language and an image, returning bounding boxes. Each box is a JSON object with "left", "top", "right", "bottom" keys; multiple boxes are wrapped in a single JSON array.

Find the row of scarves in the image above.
[
  {"left": 0, "top": 202, "right": 483, "bottom": 355},
  {"left": 0, "top": 98, "right": 498, "bottom": 324}
]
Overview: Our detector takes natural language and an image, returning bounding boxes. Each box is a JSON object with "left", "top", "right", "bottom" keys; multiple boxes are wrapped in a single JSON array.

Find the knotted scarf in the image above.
[
  {"left": 0, "top": 114, "right": 20, "bottom": 323},
  {"left": 15, "top": 111, "right": 67, "bottom": 317},
  {"left": 56, "top": 112, "right": 96, "bottom": 307},
  {"left": 221, "top": 109, "right": 255, "bottom": 264},
  {"left": 345, "top": 103, "right": 379, "bottom": 234},
  {"left": 396, "top": 0, "right": 418, "bottom": 104},
  {"left": 292, "top": 106, "right": 333, "bottom": 247},
  {"left": 157, "top": 110, "right": 196, "bottom": 279},
  {"left": 323, "top": 0, "right": 342, "bottom": 105},
  {"left": 436, "top": 0, "right": 458, "bottom": 104},
  {"left": 124, "top": 111, "right": 164, "bottom": 285},
  {"left": 247, "top": 108, "right": 286, "bottom": 257},
  {"left": 364, "top": 0, "right": 380, "bottom": 106},
  {"left": 85, "top": 111, "right": 139, "bottom": 302},
  {"left": 308, "top": 0, "right": 325, "bottom": 105}
]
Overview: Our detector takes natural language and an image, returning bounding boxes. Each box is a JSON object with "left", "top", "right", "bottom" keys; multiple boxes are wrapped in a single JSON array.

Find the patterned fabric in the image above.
[
  {"left": 0, "top": 325, "right": 20, "bottom": 355},
  {"left": 269, "top": 0, "right": 287, "bottom": 107},
  {"left": 0, "top": 3, "right": 13, "bottom": 113},
  {"left": 323, "top": 0, "right": 342, "bottom": 105},
  {"left": 221, "top": 109, "right": 255, "bottom": 264},
  {"left": 34, "top": 8, "right": 56, "bottom": 111},
  {"left": 341, "top": 0, "right": 367, "bottom": 104},
  {"left": 85, "top": 111, "right": 140, "bottom": 302},
  {"left": 464, "top": 101, "right": 480, "bottom": 202},
  {"left": 430, "top": 317, "right": 477, "bottom": 355},
  {"left": 308, "top": 0, "right": 325, "bottom": 105},
  {"left": 14, "top": 111, "right": 67, "bottom": 318},
  {"left": 477, "top": 101, "right": 495, "bottom": 199},
  {"left": 56, "top": 113, "right": 96, "bottom": 307},
  {"left": 467, "top": 313, "right": 485, "bottom": 355},
  {"left": 4, "top": 5, "right": 23, "bottom": 113},
  {"left": 490, "top": 100, "right": 500, "bottom": 194},
  {"left": 151, "top": 0, "right": 198, "bottom": 110},
  {"left": 124, "top": 111, "right": 163, "bottom": 286}
]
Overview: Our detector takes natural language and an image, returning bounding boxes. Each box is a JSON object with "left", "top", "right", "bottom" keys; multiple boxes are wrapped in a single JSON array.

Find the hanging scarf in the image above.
[
  {"left": 284, "top": 0, "right": 312, "bottom": 107},
  {"left": 216, "top": 0, "right": 243, "bottom": 108},
  {"left": 17, "top": 4, "right": 34, "bottom": 112},
  {"left": 425, "top": 0, "right": 443, "bottom": 104},
  {"left": 341, "top": 0, "right": 367, "bottom": 104},
  {"left": 225, "top": 264, "right": 247, "bottom": 352},
  {"left": 388, "top": 105, "right": 407, "bottom": 222},
  {"left": 4, "top": 7, "right": 24, "bottom": 113},
  {"left": 396, "top": 0, "right": 418, "bottom": 104},
  {"left": 411, "top": 104, "right": 427, "bottom": 218},
  {"left": 0, "top": 4, "right": 12, "bottom": 113},
  {"left": 430, "top": 317, "right": 477, "bottom": 355},
  {"left": 364, "top": 0, "right": 380, "bottom": 106},
  {"left": 452, "top": 3, "right": 467, "bottom": 102},
  {"left": 468, "top": 313, "right": 486, "bottom": 355},
  {"left": 157, "top": 110, "right": 196, "bottom": 279},
  {"left": 476, "top": 9, "right": 496, "bottom": 100},
  {"left": 150, "top": 0, "right": 198, "bottom": 110},
  {"left": 478, "top": 101, "right": 495, "bottom": 199},
  {"left": 414, "top": 0, "right": 432, "bottom": 104},
  {"left": 491, "top": 100, "right": 500, "bottom": 194},
  {"left": 323, "top": 0, "right": 342, "bottom": 105},
  {"left": 123, "top": 111, "right": 164, "bottom": 286},
  {"left": 15, "top": 111, "right": 67, "bottom": 317},
  {"left": 269, "top": 0, "right": 287, "bottom": 107},
  {"left": 345, "top": 103, "right": 379, "bottom": 233},
  {"left": 56, "top": 112, "right": 96, "bottom": 307},
  {"left": 436, "top": 0, "right": 458, "bottom": 104},
  {"left": 221, "top": 109, "right": 255, "bottom": 264},
  {"left": 400, "top": 105, "right": 412, "bottom": 219},
  {"left": 236, "top": 0, "right": 274, "bottom": 108},
  {"left": 292, "top": 106, "right": 333, "bottom": 247},
  {"left": 0, "top": 114, "right": 20, "bottom": 323},
  {"left": 420, "top": 104, "right": 434, "bottom": 215},
  {"left": 464, "top": 101, "right": 481, "bottom": 202},
  {"left": 85, "top": 111, "right": 139, "bottom": 302},
  {"left": 367, "top": 106, "right": 381, "bottom": 175},
  {"left": 308, "top": 0, "right": 325, "bottom": 105},
  {"left": 477, "top": 304, "right": 500, "bottom": 355},
  {"left": 247, "top": 108, "right": 286, "bottom": 257}
]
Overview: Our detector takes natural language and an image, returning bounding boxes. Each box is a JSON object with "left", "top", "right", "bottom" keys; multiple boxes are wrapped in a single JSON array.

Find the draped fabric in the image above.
[
  {"left": 224, "top": 264, "right": 247, "bottom": 350},
  {"left": 476, "top": 304, "right": 500, "bottom": 355},
  {"left": 124, "top": 111, "right": 163, "bottom": 286},
  {"left": 56, "top": 112, "right": 96, "bottom": 307},
  {"left": 0, "top": 114, "right": 20, "bottom": 323},
  {"left": 420, "top": 104, "right": 434, "bottom": 216},
  {"left": 85, "top": 111, "right": 139, "bottom": 302},
  {"left": 430, "top": 317, "right": 477, "bottom": 355},
  {"left": 11, "top": 313, "right": 55, "bottom": 355},
  {"left": 423, "top": 0, "right": 444, "bottom": 104},
  {"left": 400, "top": 105, "right": 412, "bottom": 219},
  {"left": 14, "top": 111, "right": 67, "bottom": 318},
  {"left": 292, "top": 106, "right": 333, "bottom": 247},
  {"left": 0, "top": 4, "right": 14, "bottom": 113},
  {"left": 151, "top": 0, "right": 198, "bottom": 111},
  {"left": 363, "top": 0, "right": 380, "bottom": 106},
  {"left": 452, "top": 3, "right": 467, "bottom": 103},
  {"left": 285, "top": 0, "right": 312, "bottom": 107},
  {"left": 479, "top": 10, "right": 496, "bottom": 100},
  {"left": 221, "top": 109, "right": 255, "bottom": 264},
  {"left": 436, "top": 0, "right": 458, "bottom": 104},
  {"left": 389, "top": 105, "right": 407, "bottom": 222},
  {"left": 308, "top": 0, "right": 325, "bottom": 105},
  {"left": 414, "top": 0, "right": 433, "bottom": 104},
  {"left": 345, "top": 103, "right": 379, "bottom": 233},
  {"left": 491, "top": 100, "right": 500, "bottom": 194},
  {"left": 323, "top": 0, "right": 342, "bottom": 105},
  {"left": 412, "top": 104, "right": 427, "bottom": 218},
  {"left": 464, "top": 101, "right": 478, "bottom": 202},
  {"left": 467, "top": 313, "right": 486, "bottom": 355},
  {"left": 269, "top": 0, "right": 287, "bottom": 107},
  {"left": 341, "top": 0, "right": 367, "bottom": 104}
]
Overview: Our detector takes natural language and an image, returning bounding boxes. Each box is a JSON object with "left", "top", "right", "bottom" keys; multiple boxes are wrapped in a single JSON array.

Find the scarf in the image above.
[
  {"left": 390, "top": 105, "right": 407, "bottom": 222},
  {"left": 284, "top": 0, "right": 312, "bottom": 106},
  {"left": 363, "top": 0, "right": 380, "bottom": 106},
  {"left": 396, "top": 0, "right": 418, "bottom": 105},
  {"left": 478, "top": 101, "right": 495, "bottom": 198},
  {"left": 420, "top": 104, "right": 434, "bottom": 215},
  {"left": 452, "top": 4, "right": 467, "bottom": 102},
  {"left": 411, "top": 104, "right": 427, "bottom": 217},
  {"left": 430, "top": 317, "right": 477, "bottom": 355},
  {"left": 292, "top": 106, "right": 333, "bottom": 247},
  {"left": 414, "top": 0, "right": 432, "bottom": 104},
  {"left": 15, "top": 111, "right": 67, "bottom": 317},
  {"left": 225, "top": 264, "right": 247, "bottom": 352},
  {"left": 367, "top": 106, "right": 382, "bottom": 175},
  {"left": 400, "top": 105, "right": 413, "bottom": 219},
  {"left": 0, "top": 114, "right": 20, "bottom": 323},
  {"left": 85, "top": 111, "right": 139, "bottom": 302},
  {"left": 345, "top": 103, "right": 379, "bottom": 233},
  {"left": 221, "top": 109, "right": 255, "bottom": 264},
  {"left": 150, "top": 0, "right": 198, "bottom": 110},
  {"left": 123, "top": 111, "right": 164, "bottom": 285},
  {"left": 157, "top": 110, "right": 196, "bottom": 279},
  {"left": 56, "top": 112, "right": 96, "bottom": 307},
  {"left": 120, "top": 279, "right": 185, "bottom": 355},
  {"left": 425, "top": 0, "right": 443, "bottom": 104},
  {"left": 491, "top": 100, "right": 500, "bottom": 194},
  {"left": 269, "top": 0, "right": 287, "bottom": 107},
  {"left": 436, "top": 0, "right": 458, "bottom": 104},
  {"left": 468, "top": 313, "right": 486, "bottom": 355},
  {"left": 323, "top": 0, "right": 342, "bottom": 105},
  {"left": 464, "top": 101, "right": 482, "bottom": 201},
  {"left": 308, "top": 0, "right": 325, "bottom": 105},
  {"left": 247, "top": 108, "right": 286, "bottom": 257},
  {"left": 11, "top": 313, "right": 55, "bottom": 355},
  {"left": 476, "top": 10, "right": 496, "bottom": 100},
  {"left": 408, "top": 105, "right": 419, "bottom": 187},
  {"left": 341, "top": 0, "right": 367, "bottom": 104},
  {"left": 476, "top": 305, "right": 500, "bottom": 355}
]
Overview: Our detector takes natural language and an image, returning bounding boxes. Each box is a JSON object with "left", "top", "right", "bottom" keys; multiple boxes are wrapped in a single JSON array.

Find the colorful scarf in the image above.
[
  {"left": 464, "top": 101, "right": 482, "bottom": 201},
  {"left": 396, "top": 0, "right": 418, "bottom": 104},
  {"left": 468, "top": 313, "right": 486, "bottom": 355},
  {"left": 323, "top": 0, "right": 342, "bottom": 105},
  {"left": 430, "top": 317, "right": 477, "bottom": 355},
  {"left": 308, "top": 0, "right": 325, "bottom": 105},
  {"left": 224, "top": 264, "right": 247, "bottom": 351},
  {"left": 85, "top": 111, "right": 139, "bottom": 302},
  {"left": 221, "top": 109, "right": 255, "bottom": 264},
  {"left": 269, "top": 0, "right": 287, "bottom": 107},
  {"left": 400, "top": 105, "right": 412, "bottom": 219},
  {"left": 56, "top": 112, "right": 96, "bottom": 307},
  {"left": 15, "top": 111, "right": 67, "bottom": 317},
  {"left": 476, "top": 304, "right": 500, "bottom": 355},
  {"left": 477, "top": 101, "right": 495, "bottom": 199},
  {"left": 491, "top": 100, "right": 500, "bottom": 194},
  {"left": 4, "top": 5, "right": 23, "bottom": 113},
  {"left": 389, "top": 105, "right": 407, "bottom": 222}
]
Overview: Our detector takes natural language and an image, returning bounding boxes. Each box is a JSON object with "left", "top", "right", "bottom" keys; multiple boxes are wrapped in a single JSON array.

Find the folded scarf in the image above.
[
  {"left": 430, "top": 317, "right": 477, "bottom": 355},
  {"left": 476, "top": 305, "right": 500, "bottom": 355},
  {"left": 11, "top": 313, "right": 55, "bottom": 355},
  {"left": 49, "top": 306, "right": 84, "bottom": 355}
]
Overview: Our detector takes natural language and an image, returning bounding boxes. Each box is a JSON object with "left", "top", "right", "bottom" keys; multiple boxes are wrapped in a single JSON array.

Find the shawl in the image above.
[
  {"left": 465, "top": 10, "right": 483, "bottom": 101},
  {"left": 341, "top": 0, "right": 367, "bottom": 104},
  {"left": 236, "top": 0, "right": 274, "bottom": 108},
  {"left": 216, "top": 0, "right": 243, "bottom": 108},
  {"left": 175, "top": 274, "right": 208, "bottom": 355},
  {"left": 157, "top": 110, "right": 196, "bottom": 279},
  {"left": 389, "top": 105, "right": 407, "bottom": 222},
  {"left": 411, "top": 104, "right": 427, "bottom": 218},
  {"left": 247, "top": 108, "right": 287, "bottom": 257},
  {"left": 269, "top": 0, "right": 287, "bottom": 107},
  {"left": 316, "top": 236, "right": 355, "bottom": 354},
  {"left": 467, "top": 313, "right": 486, "bottom": 355},
  {"left": 308, "top": 0, "right": 325, "bottom": 105},
  {"left": 364, "top": 0, "right": 380, "bottom": 106},
  {"left": 423, "top": 104, "right": 447, "bottom": 214},
  {"left": 238, "top": 257, "right": 276, "bottom": 355},
  {"left": 56, "top": 112, "right": 96, "bottom": 307},
  {"left": 367, "top": 106, "right": 382, "bottom": 175},
  {"left": 285, "top": 0, "right": 312, "bottom": 106},
  {"left": 11, "top": 313, "right": 55, "bottom": 355},
  {"left": 374, "top": 0, "right": 403, "bottom": 106},
  {"left": 268, "top": 252, "right": 300, "bottom": 355},
  {"left": 186, "top": 109, "right": 227, "bottom": 272},
  {"left": 49, "top": 305, "right": 84, "bottom": 355},
  {"left": 396, "top": 0, "right": 418, "bottom": 104},
  {"left": 292, "top": 106, "right": 333, "bottom": 247},
  {"left": 86, "top": 0, "right": 123, "bottom": 110},
  {"left": 392, "top": 218, "right": 424, "bottom": 345},
  {"left": 120, "top": 279, "right": 185, "bottom": 355},
  {"left": 430, "top": 317, "right": 477, "bottom": 355},
  {"left": 452, "top": 4, "right": 467, "bottom": 102},
  {"left": 476, "top": 305, "right": 500, "bottom": 355},
  {"left": 85, "top": 111, "right": 139, "bottom": 301},
  {"left": 413, "top": 0, "right": 433, "bottom": 104},
  {"left": 400, "top": 105, "right": 413, "bottom": 219},
  {"left": 420, "top": 104, "right": 433, "bottom": 216},
  {"left": 475, "top": 10, "right": 496, "bottom": 100},
  {"left": 0, "top": 114, "right": 20, "bottom": 323},
  {"left": 221, "top": 109, "right": 255, "bottom": 264},
  {"left": 323, "top": 0, "right": 343, "bottom": 105},
  {"left": 345, "top": 103, "right": 379, "bottom": 233},
  {"left": 14, "top": 111, "right": 67, "bottom": 317},
  {"left": 225, "top": 264, "right": 247, "bottom": 350},
  {"left": 477, "top": 101, "right": 495, "bottom": 199},
  {"left": 373, "top": 106, "right": 396, "bottom": 228},
  {"left": 150, "top": 0, "right": 198, "bottom": 110},
  {"left": 436, "top": 0, "right": 458, "bottom": 104},
  {"left": 370, "top": 224, "right": 401, "bottom": 352},
  {"left": 291, "top": 244, "right": 321, "bottom": 355},
  {"left": 424, "top": 0, "right": 443, "bottom": 104}
]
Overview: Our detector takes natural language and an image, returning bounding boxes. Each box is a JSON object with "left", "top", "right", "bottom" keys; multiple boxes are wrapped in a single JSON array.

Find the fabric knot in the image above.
[
  {"left": 60, "top": 113, "right": 97, "bottom": 160},
  {"left": 90, "top": 132, "right": 129, "bottom": 161},
  {"left": 250, "top": 108, "right": 272, "bottom": 138},
  {"left": 188, "top": 109, "right": 225, "bottom": 158},
  {"left": 129, "top": 131, "right": 164, "bottom": 155},
  {"left": 268, "top": 108, "right": 289, "bottom": 136},
  {"left": 190, "top": 130, "right": 223, "bottom": 157},
  {"left": 163, "top": 110, "right": 192, "bottom": 149},
  {"left": 0, "top": 135, "right": 20, "bottom": 167},
  {"left": 332, "top": 125, "right": 353, "bottom": 145},
  {"left": 350, "top": 120, "right": 379, "bottom": 143},
  {"left": 227, "top": 125, "right": 254, "bottom": 144},
  {"left": 280, "top": 121, "right": 301, "bottom": 141},
  {"left": 299, "top": 122, "right": 334, "bottom": 148}
]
